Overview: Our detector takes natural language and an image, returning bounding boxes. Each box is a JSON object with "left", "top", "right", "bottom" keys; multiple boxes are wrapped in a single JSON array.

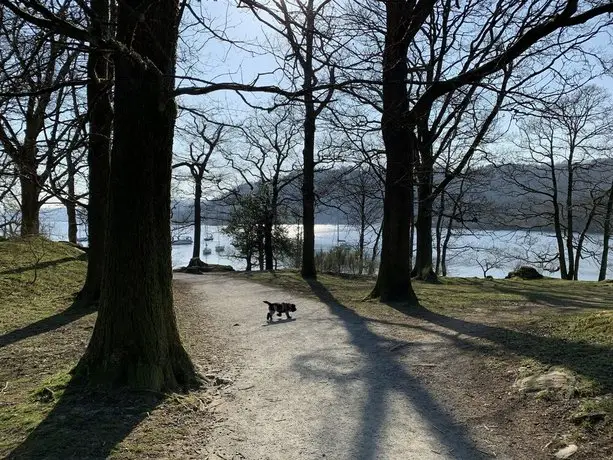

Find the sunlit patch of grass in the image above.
[{"left": 0, "top": 237, "right": 87, "bottom": 333}]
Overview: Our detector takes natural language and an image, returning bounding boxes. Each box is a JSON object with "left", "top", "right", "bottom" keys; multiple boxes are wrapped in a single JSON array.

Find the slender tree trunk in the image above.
[
  {"left": 358, "top": 215, "right": 365, "bottom": 275},
  {"left": 192, "top": 179, "right": 202, "bottom": 260},
  {"left": 573, "top": 203, "right": 597, "bottom": 280},
  {"left": 566, "top": 157, "right": 575, "bottom": 280},
  {"left": 549, "top": 157, "right": 568, "bottom": 279},
  {"left": 258, "top": 224, "right": 265, "bottom": 270},
  {"left": 369, "top": 223, "right": 381, "bottom": 275},
  {"left": 264, "top": 216, "right": 274, "bottom": 270},
  {"left": 65, "top": 150, "right": 78, "bottom": 244},
  {"left": 599, "top": 184, "right": 613, "bottom": 281},
  {"left": 435, "top": 192, "right": 445, "bottom": 275},
  {"left": 78, "top": 0, "right": 112, "bottom": 305},
  {"left": 370, "top": 4, "right": 418, "bottom": 304},
  {"left": 76, "top": 0, "right": 196, "bottom": 390},
  {"left": 442, "top": 199, "right": 458, "bottom": 277}
]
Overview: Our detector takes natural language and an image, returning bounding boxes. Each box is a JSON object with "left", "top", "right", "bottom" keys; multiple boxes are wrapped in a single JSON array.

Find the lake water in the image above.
[{"left": 40, "top": 211, "right": 611, "bottom": 280}]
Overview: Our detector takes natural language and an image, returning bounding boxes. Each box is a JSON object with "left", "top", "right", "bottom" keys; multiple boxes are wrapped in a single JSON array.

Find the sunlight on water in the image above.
[{"left": 40, "top": 211, "right": 610, "bottom": 280}]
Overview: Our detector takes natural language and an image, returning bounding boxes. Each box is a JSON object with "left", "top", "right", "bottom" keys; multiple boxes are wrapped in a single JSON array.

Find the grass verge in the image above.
[{"left": 0, "top": 237, "right": 217, "bottom": 458}]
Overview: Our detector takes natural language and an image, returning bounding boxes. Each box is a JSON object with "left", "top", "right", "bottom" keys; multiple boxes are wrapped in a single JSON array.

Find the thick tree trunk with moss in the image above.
[
  {"left": 370, "top": 3, "right": 418, "bottom": 304},
  {"left": 78, "top": 0, "right": 112, "bottom": 305},
  {"left": 77, "top": 0, "right": 197, "bottom": 391}
]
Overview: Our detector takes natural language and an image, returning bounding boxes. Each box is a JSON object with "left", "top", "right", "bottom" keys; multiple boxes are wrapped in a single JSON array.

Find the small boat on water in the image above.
[
  {"left": 203, "top": 234, "right": 214, "bottom": 241},
  {"left": 215, "top": 245, "right": 225, "bottom": 252},
  {"left": 202, "top": 245, "right": 212, "bottom": 255},
  {"left": 172, "top": 236, "right": 193, "bottom": 246}
]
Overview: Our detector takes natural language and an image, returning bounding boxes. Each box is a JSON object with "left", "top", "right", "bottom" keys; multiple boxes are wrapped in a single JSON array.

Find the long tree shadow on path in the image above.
[
  {"left": 8, "top": 380, "right": 161, "bottom": 459},
  {"left": 397, "top": 304, "right": 613, "bottom": 393},
  {"left": 296, "top": 280, "right": 487, "bottom": 460}
]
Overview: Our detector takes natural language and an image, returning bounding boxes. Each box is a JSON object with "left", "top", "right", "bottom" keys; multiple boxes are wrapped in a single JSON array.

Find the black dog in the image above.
[{"left": 263, "top": 301, "right": 297, "bottom": 322}]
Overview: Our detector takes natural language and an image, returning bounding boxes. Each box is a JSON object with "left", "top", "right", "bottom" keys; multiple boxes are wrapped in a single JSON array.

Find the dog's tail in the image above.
[{"left": 263, "top": 300, "right": 273, "bottom": 306}]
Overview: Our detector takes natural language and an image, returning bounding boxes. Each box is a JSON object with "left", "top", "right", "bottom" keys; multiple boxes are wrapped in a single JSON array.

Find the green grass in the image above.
[
  {"left": 0, "top": 237, "right": 89, "bottom": 455},
  {"left": 0, "top": 237, "right": 87, "bottom": 333},
  {"left": 0, "top": 237, "right": 213, "bottom": 459}
]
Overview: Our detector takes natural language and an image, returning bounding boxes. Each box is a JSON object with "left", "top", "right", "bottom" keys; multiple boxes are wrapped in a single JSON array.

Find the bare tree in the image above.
[
  {"left": 238, "top": 0, "right": 337, "bottom": 278},
  {"left": 225, "top": 107, "right": 302, "bottom": 269},
  {"left": 0, "top": 11, "right": 84, "bottom": 236},
  {"left": 500, "top": 85, "right": 613, "bottom": 280},
  {"left": 173, "top": 116, "right": 225, "bottom": 264},
  {"left": 346, "top": 0, "right": 613, "bottom": 302}
]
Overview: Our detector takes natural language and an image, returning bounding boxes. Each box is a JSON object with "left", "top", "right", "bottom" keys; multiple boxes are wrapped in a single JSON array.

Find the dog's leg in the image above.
[
  {"left": 286, "top": 312, "right": 291, "bottom": 319},
  {"left": 267, "top": 311, "right": 272, "bottom": 322}
]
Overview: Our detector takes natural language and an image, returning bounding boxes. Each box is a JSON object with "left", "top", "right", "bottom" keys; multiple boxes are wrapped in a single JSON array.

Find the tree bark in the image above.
[
  {"left": 370, "top": 2, "right": 418, "bottom": 304},
  {"left": 599, "top": 183, "right": 613, "bottom": 281},
  {"left": 300, "top": 2, "right": 317, "bottom": 279},
  {"left": 78, "top": 0, "right": 112, "bottom": 305},
  {"left": 19, "top": 164, "right": 41, "bottom": 236},
  {"left": 65, "top": 149, "right": 78, "bottom": 244},
  {"left": 192, "top": 178, "right": 202, "bottom": 259},
  {"left": 412, "top": 175, "right": 437, "bottom": 282},
  {"left": 264, "top": 216, "right": 274, "bottom": 270},
  {"left": 435, "top": 192, "right": 445, "bottom": 275},
  {"left": 76, "top": 0, "right": 197, "bottom": 391}
]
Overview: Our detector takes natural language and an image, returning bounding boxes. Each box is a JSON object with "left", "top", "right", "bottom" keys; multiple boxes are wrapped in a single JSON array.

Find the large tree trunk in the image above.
[
  {"left": 300, "top": 3, "right": 317, "bottom": 279},
  {"left": 599, "top": 184, "right": 613, "bottom": 281},
  {"left": 19, "top": 141, "right": 40, "bottom": 236},
  {"left": 76, "top": 0, "right": 197, "bottom": 391},
  {"left": 192, "top": 179, "right": 202, "bottom": 259},
  {"left": 78, "top": 0, "right": 112, "bottom": 305},
  {"left": 370, "top": 3, "right": 418, "bottom": 304},
  {"left": 300, "top": 95, "right": 316, "bottom": 278},
  {"left": 19, "top": 169, "right": 40, "bottom": 237}
]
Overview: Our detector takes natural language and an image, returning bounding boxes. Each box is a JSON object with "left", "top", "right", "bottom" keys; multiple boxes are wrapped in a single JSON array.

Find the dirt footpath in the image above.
[{"left": 177, "top": 273, "right": 499, "bottom": 460}]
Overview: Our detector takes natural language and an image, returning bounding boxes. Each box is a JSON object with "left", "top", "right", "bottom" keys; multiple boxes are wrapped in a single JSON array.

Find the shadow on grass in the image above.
[
  {"left": 8, "top": 380, "right": 160, "bottom": 459},
  {"left": 296, "top": 279, "right": 486, "bottom": 459},
  {"left": 0, "top": 304, "right": 95, "bottom": 349},
  {"left": 454, "top": 278, "right": 613, "bottom": 311},
  {"left": 0, "top": 256, "right": 82, "bottom": 276},
  {"left": 392, "top": 303, "right": 613, "bottom": 393}
]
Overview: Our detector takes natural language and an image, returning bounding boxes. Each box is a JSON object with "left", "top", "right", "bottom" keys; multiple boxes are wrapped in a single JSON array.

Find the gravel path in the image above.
[{"left": 177, "top": 273, "right": 489, "bottom": 460}]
